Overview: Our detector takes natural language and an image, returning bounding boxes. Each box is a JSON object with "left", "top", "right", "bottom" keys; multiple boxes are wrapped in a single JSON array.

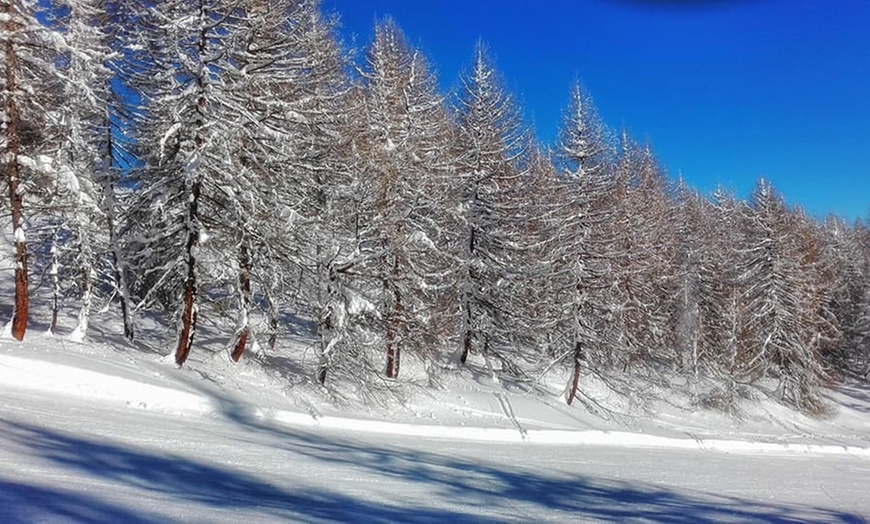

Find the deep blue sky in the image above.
[{"left": 322, "top": 0, "right": 869, "bottom": 222}]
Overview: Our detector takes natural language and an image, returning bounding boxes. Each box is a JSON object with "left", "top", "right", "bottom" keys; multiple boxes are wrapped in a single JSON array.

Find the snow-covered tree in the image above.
[
  {"left": 89, "top": 0, "right": 142, "bottom": 342},
  {"left": 453, "top": 43, "right": 533, "bottom": 372},
  {"left": 694, "top": 190, "right": 747, "bottom": 408},
  {"left": 222, "top": 0, "right": 361, "bottom": 385},
  {"left": 358, "top": 19, "right": 457, "bottom": 378},
  {"left": 38, "top": 0, "right": 129, "bottom": 342},
  {"left": 738, "top": 179, "right": 828, "bottom": 411},
  {"left": 215, "top": 0, "right": 333, "bottom": 362},
  {"left": 126, "top": 0, "right": 245, "bottom": 364},
  {"left": 606, "top": 135, "right": 676, "bottom": 370},
  {"left": 538, "top": 81, "right": 617, "bottom": 404},
  {"left": 836, "top": 219, "right": 870, "bottom": 375},
  {"left": 671, "top": 180, "right": 706, "bottom": 378},
  {"left": 854, "top": 221, "right": 870, "bottom": 375},
  {"left": 1, "top": 0, "right": 77, "bottom": 340}
]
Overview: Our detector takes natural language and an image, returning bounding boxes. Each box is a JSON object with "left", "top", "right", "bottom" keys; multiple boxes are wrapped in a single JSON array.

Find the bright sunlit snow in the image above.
[{"left": 1, "top": 325, "right": 868, "bottom": 522}]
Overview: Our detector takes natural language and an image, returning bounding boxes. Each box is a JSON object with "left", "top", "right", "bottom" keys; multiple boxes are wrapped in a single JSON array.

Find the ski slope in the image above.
[{"left": 1, "top": 332, "right": 869, "bottom": 522}]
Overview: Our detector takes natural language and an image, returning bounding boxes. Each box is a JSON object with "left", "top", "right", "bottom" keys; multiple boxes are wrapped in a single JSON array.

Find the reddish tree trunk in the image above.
[
  {"left": 5, "top": 12, "right": 28, "bottom": 341},
  {"left": 566, "top": 342, "right": 583, "bottom": 406},
  {"left": 231, "top": 245, "right": 252, "bottom": 362},
  {"left": 175, "top": 179, "right": 201, "bottom": 366}
]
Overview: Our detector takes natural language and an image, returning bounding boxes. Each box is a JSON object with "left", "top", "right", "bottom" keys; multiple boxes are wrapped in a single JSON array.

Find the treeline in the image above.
[{"left": 3, "top": 0, "right": 869, "bottom": 413}]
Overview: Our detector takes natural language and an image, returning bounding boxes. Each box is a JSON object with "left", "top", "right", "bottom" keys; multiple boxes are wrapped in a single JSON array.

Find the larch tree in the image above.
[
  {"left": 216, "top": 0, "right": 319, "bottom": 362},
  {"left": 221, "top": 0, "right": 361, "bottom": 372},
  {"left": 2, "top": 0, "right": 71, "bottom": 340},
  {"left": 855, "top": 220, "right": 870, "bottom": 375},
  {"left": 671, "top": 180, "right": 706, "bottom": 378},
  {"left": 543, "top": 81, "right": 617, "bottom": 404},
  {"left": 42, "top": 0, "right": 123, "bottom": 342},
  {"left": 694, "top": 190, "right": 751, "bottom": 410},
  {"left": 453, "top": 43, "right": 532, "bottom": 373},
  {"left": 738, "top": 179, "right": 827, "bottom": 411},
  {"left": 359, "top": 19, "right": 457, "bottom": 378},
  {"left": 607, "top": 135, "right": 676, "bottom": 371},
  {"left": 840, "top": 219, "right": 870, "bottom": 375},
  {"left": 92, "top": 0, "right": 141, "bottom": 342},
  {"left": 126, "top": 0, "right": 244, "bottom": 365},
  {"left": 228, "top": 0, "right": 361, "bottom": 386}
]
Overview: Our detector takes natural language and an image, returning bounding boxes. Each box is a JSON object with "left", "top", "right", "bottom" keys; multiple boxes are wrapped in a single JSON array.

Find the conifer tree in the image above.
[
  {"left": 671, "top": 181, "right": 706, "bottom": 377},
  {"left": 127, "top": 0, "right": 242, "bottom": 364},
  {"left": 696, "top": 190, "right": 746, "bottom": 408},
  {"left": 2, "top": 0, "right": 71, "bottom": 340},
  {"left": 359, "top": 19, "right": 457, "bottom": 378},
  {"left": 739, "top": 179, "right": 827, "bottom": 411},
  {"left": 44, "top": 0, "right": 123, "bottom": 342},
  {"left": 542, "top": 82, "right": 616, "bottom": 404},
  {"left": 607, "top": 136, "right": 675, "bottom": 370},
  {"left": 453, "top": 43, "right": 532, "bottom": 372}
]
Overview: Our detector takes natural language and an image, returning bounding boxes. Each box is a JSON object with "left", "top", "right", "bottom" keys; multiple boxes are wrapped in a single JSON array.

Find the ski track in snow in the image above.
[{"left": 493, "top": 392, "right": 527, "bottom": 439}]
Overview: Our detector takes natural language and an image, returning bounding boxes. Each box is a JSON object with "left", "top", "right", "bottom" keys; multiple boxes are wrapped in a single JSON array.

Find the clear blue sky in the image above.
[{"left": 322, "top": 0, "right": 869, "bottom": 222}]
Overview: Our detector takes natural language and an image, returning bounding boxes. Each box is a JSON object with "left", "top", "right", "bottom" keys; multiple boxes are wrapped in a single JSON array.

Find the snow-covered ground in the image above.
[{"left": 1, "top": 323, "right": 869, "bottom": 522}]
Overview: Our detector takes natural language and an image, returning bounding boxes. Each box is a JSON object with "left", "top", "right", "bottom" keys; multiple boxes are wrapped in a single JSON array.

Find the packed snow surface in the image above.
[{"left": 1, "top": 331, "right": 869, "bottom": 522}]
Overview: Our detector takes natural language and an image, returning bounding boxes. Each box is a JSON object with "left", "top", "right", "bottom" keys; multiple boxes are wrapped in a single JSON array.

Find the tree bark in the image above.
[
  {"left": 566, "top": 342, "right": 583, "bottom": 406},
  {"left": 385, "top": 257, "right": 404, "bottom": 378},
  {"left": 103, "top": 108, "right": 134, "bottom": 341},
  {"left": 265, "top": 287, "right": 279, "bottom": 352},
  {"left": 5, "top": 8, "right": 28, "bottom": 341},
  {"left": 175, "top": 178, "right": 201, "bottom": 365},
  {"left": 176, "top": 2, "right": 208, "bottom": 365},
  {"left": 49, "top": 231, "right": 60, "bottom": 335},
  {"left": 460, "top": 219, "right": 477, "bottom": 365},
  {"left": 231, "top": 244, "right": 252, "bottom": 362}
]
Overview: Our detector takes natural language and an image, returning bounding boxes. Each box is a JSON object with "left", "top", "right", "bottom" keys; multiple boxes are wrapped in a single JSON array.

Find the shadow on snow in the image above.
[
  {"left": 1, "top": 383, "right": 865, "bottom": 524},
  {"left": 0, "top": 419, "right": 502, "bottom": 523}
]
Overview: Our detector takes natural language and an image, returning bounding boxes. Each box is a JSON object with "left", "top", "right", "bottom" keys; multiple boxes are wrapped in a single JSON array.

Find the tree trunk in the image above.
[
  {"left": 317, "top": 267, "right": 336, "bottom": 385},
  {"left": 460, "top": 319, "right": 472, "bottom": 364},
  {"left": 385, "top": 324, "right": 398, "bottom": 378},
  {"left": 71, "top": 261, "right": 92, "bottom": 342},
  {"left": 114, "top": 248, "right": 135, "bottom": 342},
  {"left": 49, "top": 231, "right": 60, "bottom": 335},
  {"left": 175, "top": 178, "right": 201, "bottom": 366},
  {"left": 103, "top": 108, "right": 134, "bottom": 341},
  {"left": 5, "top": 14, "right": 28, "bottom": 341},
  {"left": 176, "top": 4, "right": 209, "bottom": 366},
  {"left": 566, "top": 342, "right": 583, "bottom": 406},
  {"left": 385, "top": 259, "right": 403, "bottom": 378},
  {"left": 265, "top": 286, "right": 279, "bottom": 352},
  {"left": 230, "top": 244, "right": 252, "bottom": 362},
  {"left": 385, "top": 322, "right": 401, "bottom": 377},
  {"left": 317, "top": 301, "right": 331, "bottom": 385}
]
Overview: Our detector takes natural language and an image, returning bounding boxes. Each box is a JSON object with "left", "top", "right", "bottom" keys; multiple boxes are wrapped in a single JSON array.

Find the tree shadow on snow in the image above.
[
  {"left": 267, "top": 429, "right": 866, "bottom": 523},
  {"left": 0, "top": 419, "right": 506, "bottom": 523},
  {"left": 0, "top": 479, "right": 163, "bottom": 524},
  {"left": 833, "top": 375, "right": 870, "bottom": 415},
  {"left": 103, "top": 378, "right": 870, "bottom": 523}
]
